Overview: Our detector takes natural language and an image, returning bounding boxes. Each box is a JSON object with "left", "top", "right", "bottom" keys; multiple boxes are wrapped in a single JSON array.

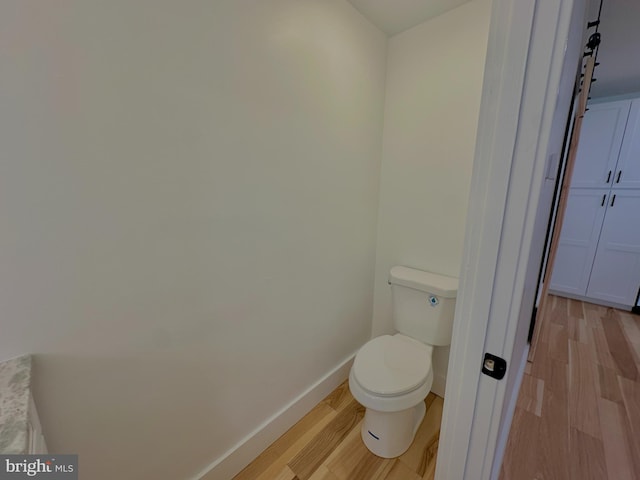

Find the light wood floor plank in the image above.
[
  {"left": 397, "top": 395, "right": 441, "bottom": 476},
  {"left": 530, "top": 339, "right": 551, "bottom": 380},
  {"left": 325, "top": 423, "right": 394, "bottom": 480},
  {"left": 596, "top": 364, "right": 622, "bottom": 403},
  {"left": 578, "top": 317, "right": 594, "bottom": 345},
  {"left": 618, "top": 312, "right": 640, "bottom": 366},
  {"left": 233, "top": 402, "right": 335, "bottom": 480},
  {"left": 499, "top": 407, "right": 542, "bottom": 480},
  {"left": 252, "top": 408, "right": 337, "bottom": 480},
  {"left": 548, "top": 322, "right": 569, "bottom": 363},
  {"left": 619, "top": 312, "right": 640, "bottom": 344},
  {"left": 568, "top": 340, "right": 601, "bottom": 438},
  {"left": 592, "top": 326, "right": 617, "bottom": 370},
  {"left": 503, "top": 296, "right": 640, "bottom": 480},
  {"left": 308, "top": 417, "right": 362, "bottom": 472},
  {"left": 569, "top": 428, "right": 607, "bottom": 480},
  {"left": 539, "top": 387, "right": 569, "bottom": 480},
  {"left": 382, "top": 460, "right": 421, "bottom": 480},
  {"left": 237, "top": 383, "right": 443, "bottom": 479},
  {"left": 602, "top": 309, "right": 638, "bottom": 380},
  {"left": 307, "top": 465, "right": 340, "bottom": 480},
  {"left": 545, "top": 359, "right": 568, "bottom": 397},
  {"left": 619, "top": 398, "right": 640, "bottom": 478},
  {"left": 567, "top": 314, "right": 580, "bottom": 342},
  {"left": 515, "top": 374, "right": 544, "bottom": 417},
  {"left": 321, "top": 382, "right": 352, "bottom": 413},
  {"left": 237, "top": 295, "right": 638, "bottom": 480},
  {"left": 421, "top": 455, "right": 436, "bottom": 480},
  {"left": 568, "top": 298, "right": 584, "bottom": 319},
  {"left": 630, "top": 341, "right": 640, "bottom": 366},
  {"left": 531, "top": 359, "right": 569, "bottom": 480},
  {"left": 272, "top": 465, "right": 299, "bottom": 480},
  {"left": 550, "top": 295, "right": 569, "bottom": 327},
  {"left": 583, "top": 302, "right": 603, "bottom": 329},
  {"left": 618, "top": 375, "right": 640, "bottom": 477},
  {"left": 288, "top": 399, "right": 365, "bottom": 480},
  {"left": 539, "top": 306, "right": 552, "bottom": 345},
  {"left": 598, "top": 398, "right": 636, "bottom": 480}
]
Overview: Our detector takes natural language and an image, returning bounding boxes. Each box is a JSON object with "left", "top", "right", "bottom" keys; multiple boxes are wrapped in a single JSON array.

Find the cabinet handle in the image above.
[
  {"left": 610, "top": 194, "right": 616, "bottom": 207},
  {"left": 607, "top": 170, "right": 612, "bottom": 183},
  {"left": 616, "top": 170, "right": 622, "bottom": 183},
  {"left": 601, "top": 194, "right": 606, "bottom": 206}
]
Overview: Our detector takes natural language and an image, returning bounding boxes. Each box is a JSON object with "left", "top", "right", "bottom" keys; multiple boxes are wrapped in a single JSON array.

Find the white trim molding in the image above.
[
  {"left": 548, "top": 290, "right": 632, "bottom": 311},
  {"left": 436, "top": 0, "right": 588, "bottom": 479},
  {"left": 436, "top": 1, "right": 536, "bottom": 478},
  {"left": 194, "top": 354, "right": 355, "bottom": 480},
  {"left": 490, "top": 345, "right": 529, "bottom": 480}
]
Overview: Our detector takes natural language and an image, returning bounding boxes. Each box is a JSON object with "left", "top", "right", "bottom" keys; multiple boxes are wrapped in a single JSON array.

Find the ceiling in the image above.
[
  {"left": 587, "top": 0, "right": 640, "bottom": 98},
  {"left": 346, "top": 0, "right": 471, "bottom": 35},
  {"left": 346, "top": 0, "right": 639, "bottom": 97}
]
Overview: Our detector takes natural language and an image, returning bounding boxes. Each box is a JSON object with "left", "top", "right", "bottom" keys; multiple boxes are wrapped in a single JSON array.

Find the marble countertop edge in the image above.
[{"left": 0, "top": 354, "right": 33, "bottom": 455}]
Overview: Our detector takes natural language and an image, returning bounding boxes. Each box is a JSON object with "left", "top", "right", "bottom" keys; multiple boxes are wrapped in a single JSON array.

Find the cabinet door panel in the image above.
[
  {"left": 550, "top": 189, "right": 609, "bottom": 295},
  {"left": 615, "top": 100, "right": 640, "bottom": 188},
  {"left": 586, "top": 190, "right": 640, "bottom": 307},
  {"left": 571, "top": 100, "right": 630, "bottom": 188}
]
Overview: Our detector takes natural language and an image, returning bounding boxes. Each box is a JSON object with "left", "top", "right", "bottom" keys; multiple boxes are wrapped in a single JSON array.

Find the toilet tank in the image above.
[{"left": 389, "top": 266, "right": 458, "bottom": 346}]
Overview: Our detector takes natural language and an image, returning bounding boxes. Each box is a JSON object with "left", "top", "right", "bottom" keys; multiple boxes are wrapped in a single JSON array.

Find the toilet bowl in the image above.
[
  {"left": 349, "top": 266, "right": 458, "bottom": 458},
  {"left": 349, "top": 334, "right": 433, "bottom": 458}
]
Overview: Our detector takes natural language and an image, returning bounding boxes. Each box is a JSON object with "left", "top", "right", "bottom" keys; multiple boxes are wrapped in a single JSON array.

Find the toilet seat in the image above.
[{"left": 352, "top": 334, "right": 432, "bottom": 396}]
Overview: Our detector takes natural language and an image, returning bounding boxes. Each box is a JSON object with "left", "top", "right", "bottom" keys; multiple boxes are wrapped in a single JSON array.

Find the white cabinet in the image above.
[
  {"left": 550, "top": 189, "right": 608, "bottom": 295},
  {"left": 585, "top": 190, "right": 640, "bottom": 305},
  {"left": 571, "top": 100, "right": 630, "bottom": 188},
  {"left": 616, "top": 101, "right": 640, "bottom": 188},
  {"left": 551, "top": 188, "right": 640, "bottom": 307},
  {"left": 551, "top": 97, "right": 640, "bottom": 309}
]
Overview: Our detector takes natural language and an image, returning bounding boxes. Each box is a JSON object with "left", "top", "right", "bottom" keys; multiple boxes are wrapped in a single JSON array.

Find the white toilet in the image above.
[{"left": 349, "top": 265, "right": 458, "bottom": 458}]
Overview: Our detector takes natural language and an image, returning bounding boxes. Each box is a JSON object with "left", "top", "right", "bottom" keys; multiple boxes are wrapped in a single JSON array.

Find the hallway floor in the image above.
[
  {"left": 500, "top": 295, "right": 640, "bottom": 479},
  {"left": 233, "top": 382, "right": 442, "bottom": 480}
]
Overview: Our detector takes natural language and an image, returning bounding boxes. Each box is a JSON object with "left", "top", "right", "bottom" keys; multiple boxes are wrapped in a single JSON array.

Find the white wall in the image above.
[
  {"left": 0, "top": 1, "right": 386, "bottom": 478},
  {"left": 371, "top": 0, "right": 491, "bottom": 394}
]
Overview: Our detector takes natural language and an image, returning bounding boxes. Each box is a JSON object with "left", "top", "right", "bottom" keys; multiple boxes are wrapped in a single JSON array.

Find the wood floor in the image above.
[
  {"left": 501, "top": 295, "right": 640, "bottom": 480},
  {"left": 233, "top": 382, "right": 443, "bottom": 480}
]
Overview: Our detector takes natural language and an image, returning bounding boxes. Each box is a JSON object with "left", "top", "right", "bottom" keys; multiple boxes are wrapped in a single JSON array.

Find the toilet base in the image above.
[{"left": 360, "top": 401, "right": 426, "bottom": 458}]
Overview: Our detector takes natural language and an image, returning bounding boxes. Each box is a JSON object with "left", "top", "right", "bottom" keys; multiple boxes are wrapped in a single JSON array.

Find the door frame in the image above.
[{"left": 436, "top": 0, "right": 588, "bottom": 478}]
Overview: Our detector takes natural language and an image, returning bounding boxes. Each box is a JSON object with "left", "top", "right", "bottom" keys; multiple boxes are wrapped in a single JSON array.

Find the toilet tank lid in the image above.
[{"left": 389, "top": 266, "right": 458, "bottom": 298}]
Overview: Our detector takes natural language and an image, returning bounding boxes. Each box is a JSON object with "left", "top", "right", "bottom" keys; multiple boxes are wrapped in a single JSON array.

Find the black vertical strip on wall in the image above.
[
  {"left": 632, "top": 287, "right": 640, "bottom": 315},
  {"left": 527, "top": 0, "right": 606, "bottom": 342}
]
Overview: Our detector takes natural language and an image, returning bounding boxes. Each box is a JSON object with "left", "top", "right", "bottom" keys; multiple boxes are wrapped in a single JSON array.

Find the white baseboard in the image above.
[
  {"left": 193, "top": 353, "right": 356, "bottom": 480},
  {"left": 489, "top": 345, "right": 529, "bottom": 480},
  {"left": 548, "top": 290, "right": 632, "bottom": 311}
]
